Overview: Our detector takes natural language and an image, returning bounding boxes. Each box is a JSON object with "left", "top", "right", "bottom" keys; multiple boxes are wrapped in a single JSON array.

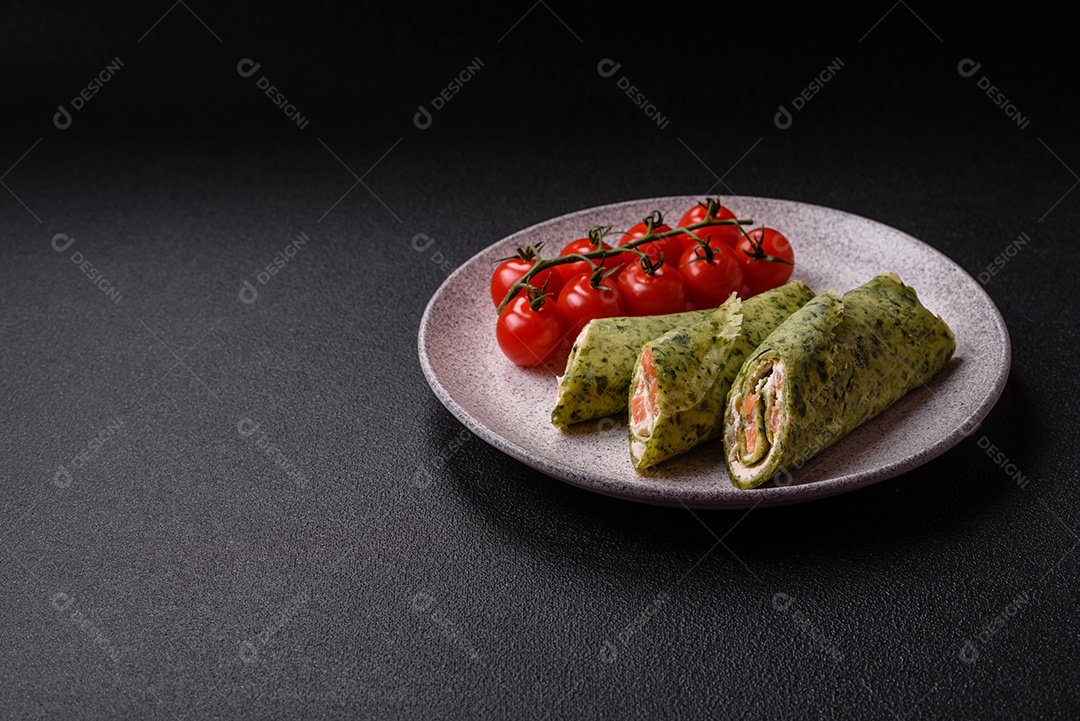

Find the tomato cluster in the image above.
[{"left": 491, "top": 200, "right": 796, "bottom": 367}]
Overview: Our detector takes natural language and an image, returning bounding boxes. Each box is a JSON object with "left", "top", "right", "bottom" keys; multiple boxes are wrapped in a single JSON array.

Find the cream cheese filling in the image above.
[{"left": 727, "top": 359, "right": 785, "bottom": 483}]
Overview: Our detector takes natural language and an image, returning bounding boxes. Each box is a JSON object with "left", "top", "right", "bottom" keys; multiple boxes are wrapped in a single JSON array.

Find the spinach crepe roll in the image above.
[
  {"left": 552, "top": 308, "right": 714, "bottom": 427},
  {"left": 723, "top": 272, "right": 956, "bottom": 490},
  {"left": 629, "top": 281, "right": 816, "bottom": 470}
]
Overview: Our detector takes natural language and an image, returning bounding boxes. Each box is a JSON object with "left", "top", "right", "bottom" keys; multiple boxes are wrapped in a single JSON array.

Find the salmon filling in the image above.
[
  {"left": 629, "top": 347, "right": 659, "bottom": 460},
  {"left": 735, "top": 361, "right": 784, "bottom": 467}
]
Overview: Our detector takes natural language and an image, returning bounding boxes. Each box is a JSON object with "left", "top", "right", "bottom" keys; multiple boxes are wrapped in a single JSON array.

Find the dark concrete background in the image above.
[{"left": 2, "top": 2, "right": 1077, "bottom": 718}]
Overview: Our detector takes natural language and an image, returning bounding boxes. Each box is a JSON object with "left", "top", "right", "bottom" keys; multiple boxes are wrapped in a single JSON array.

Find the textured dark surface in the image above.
[{"left": 2, "top": 3, "right": 1079, "bottom": 719}]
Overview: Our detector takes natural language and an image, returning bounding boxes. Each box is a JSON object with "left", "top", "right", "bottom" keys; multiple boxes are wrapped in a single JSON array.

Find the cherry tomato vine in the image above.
[{"left": 494, "top": 197, "right": 753, "bottom": 316}]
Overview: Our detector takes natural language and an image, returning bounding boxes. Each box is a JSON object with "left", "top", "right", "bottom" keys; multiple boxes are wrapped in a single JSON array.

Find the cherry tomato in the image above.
[
  {"left": 556, "top": 271, "right": 625, "bottom": 339},
  {"left": 616, "top": 257, "right": 687, "bottom": 316},
  {"left": 490, "top": 245, "right": 563, "bottom": 308},
  {"left": 619, "top": 220, "right": 682, "bottom": 267},
  {"left": 736, "top": 227, "right": 795, "bottom": 295},
  {"left": 675, "top": 201, "right": 742, "bottom": 250},
  {"left": 679, "top": 243, "right": 744, "bottom": 309},
  {"left": 496, "top": 291, "right": 568, "bottom": 367},
  {"left": 556, "top": 236, "right": 612, "bottom": 284}
]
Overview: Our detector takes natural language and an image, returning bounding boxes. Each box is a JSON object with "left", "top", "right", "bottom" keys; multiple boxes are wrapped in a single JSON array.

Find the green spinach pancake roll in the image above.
[
  {"left": 552, "top": 308, "right": 714, "bottom": 427},
  {"left": 628, "top": 281, "right": 816, "bottom": 470},
  {"left": 723, "top": 272, "right": 956, "bottom": 490}
]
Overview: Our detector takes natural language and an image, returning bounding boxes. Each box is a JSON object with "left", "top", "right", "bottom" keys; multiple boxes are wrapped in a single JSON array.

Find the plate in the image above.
[{"left": 418, "top": 196, "right": 1011, "bottom": 509}]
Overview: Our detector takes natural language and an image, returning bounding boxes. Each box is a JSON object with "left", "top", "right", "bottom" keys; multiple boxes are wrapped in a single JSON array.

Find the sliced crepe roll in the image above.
[
  {"left": 628, "top": 280, "right": 816, "bottom": 471},
  {"left": 723, "top": 273, "right": 956, "bottom": 490}
]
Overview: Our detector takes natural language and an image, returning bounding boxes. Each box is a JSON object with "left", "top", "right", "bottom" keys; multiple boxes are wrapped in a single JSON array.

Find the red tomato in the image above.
[
  {"left": 556, "top": 271, "right": 625, "bottom": 339},
  {"left": 556, "top": 236, "right": 612, "bottom": 284},
  {"left": 616, "top": 258, "right": 687, "bottom": 316},
  {"left": 679, "top": 243, "right": 744, "bottom": 309},
  {"left": 496, "top": 292, "right": 568, "bottom": 367},
  {"left": 490, "top": 246, "right": 563, "bottom": 308},
  {"left": 676, "top": 201, "right": 742, "bottom": 250},
  {"left": 736, "top": 227, "right": 795, "bottom": 295},
  {"left": 619, "top": 220, "right": 682, "bottom": 266}
]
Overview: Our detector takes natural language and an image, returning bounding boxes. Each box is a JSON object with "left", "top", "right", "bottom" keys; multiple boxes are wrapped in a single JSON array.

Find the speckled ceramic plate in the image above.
[{"left": 418, "top": 196, "right": 1010, "bottom": 508}]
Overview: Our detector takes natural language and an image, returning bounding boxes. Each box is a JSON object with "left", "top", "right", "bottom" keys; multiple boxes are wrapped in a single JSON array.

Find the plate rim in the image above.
[{"left": 418, "top": 194, "right": 1012, "bottom": 509}]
